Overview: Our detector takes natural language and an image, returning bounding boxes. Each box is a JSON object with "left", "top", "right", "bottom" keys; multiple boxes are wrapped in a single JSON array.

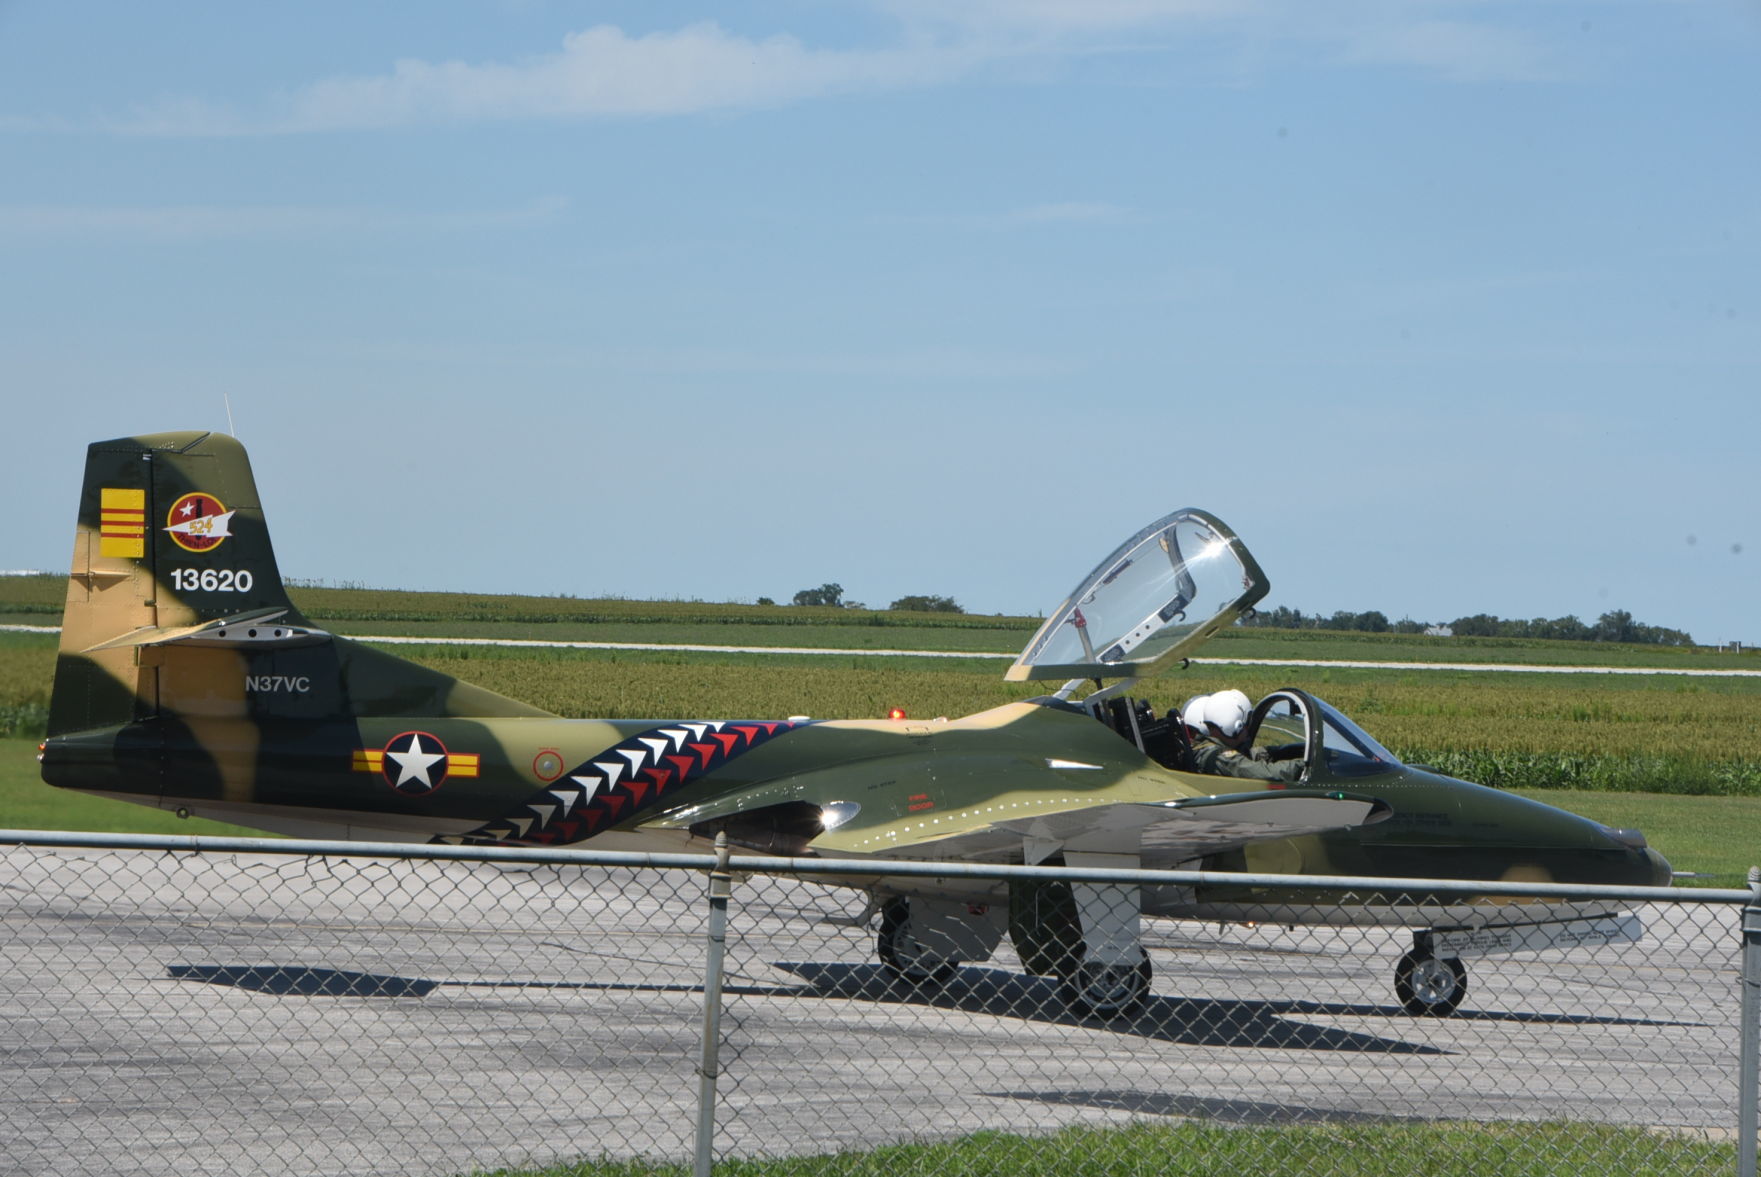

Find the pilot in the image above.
[{"left": 1181, "top": 690, "right": 1302, "bottom": 783}]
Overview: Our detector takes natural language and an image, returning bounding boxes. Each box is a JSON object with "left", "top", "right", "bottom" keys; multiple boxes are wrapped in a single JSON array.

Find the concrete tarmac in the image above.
[{"left": 0, "top": 847, "right": 1745, "bottom": 1177}]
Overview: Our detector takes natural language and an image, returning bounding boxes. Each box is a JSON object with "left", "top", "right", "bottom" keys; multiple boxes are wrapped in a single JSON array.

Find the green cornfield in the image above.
[{"left": 4, "top": 576, "right": 1757, "bottom": 795}]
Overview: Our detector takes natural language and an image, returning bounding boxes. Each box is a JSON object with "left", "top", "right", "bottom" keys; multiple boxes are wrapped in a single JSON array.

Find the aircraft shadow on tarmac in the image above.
[
  {"left": 769, "top": 962, "right": 1701, "bottom": 1049},
  {"left": 1262, "top": 998, "right": 1703, "bottom": 1029},
  {"left": 770, "top": 962, "right": 1442, "bottom": 1053},
  {"left": 168, "top": 962, "right": 1701, "bottom": 1051},
  {"left": 165, "top": 963, "right": 798, "bottom": 999},
  {"left": 168, "top": 965, "right": 441, "bottom": 997},
  {"left": 989, "top": 1088, "right": 1435, "bottom": 1125}
]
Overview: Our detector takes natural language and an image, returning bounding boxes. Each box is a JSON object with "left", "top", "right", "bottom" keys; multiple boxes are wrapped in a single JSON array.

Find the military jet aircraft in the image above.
[{"left": 42, "top": 431, "right": 1671, "bottom": 1016}]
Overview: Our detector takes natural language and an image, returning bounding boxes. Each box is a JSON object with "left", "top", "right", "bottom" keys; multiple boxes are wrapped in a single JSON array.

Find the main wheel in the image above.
[
  {"left": 1058, "top": 951, "right": 1152, "bottom": 1017},
  {"left": 1394, "top": 950, "right": 1467, "bottom": 1016},
  {"left": 877, "top": 897, "right": 958, "bottom": 985},
  {"left": 1008, "top": 879, "right": 1083, "bottom": 977}
]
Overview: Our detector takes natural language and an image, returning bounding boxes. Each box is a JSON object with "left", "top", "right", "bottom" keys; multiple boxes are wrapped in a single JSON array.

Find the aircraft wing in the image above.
[{"left": 867, "top": 789, "right": 1390, "bottom": 869}]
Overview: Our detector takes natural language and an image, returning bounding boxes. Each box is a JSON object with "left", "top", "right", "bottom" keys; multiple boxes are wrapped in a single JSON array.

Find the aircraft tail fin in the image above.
[
  {"left": 49, "top": 430, "right": 548, "bottom": 740},
  {"left": 51, "top": 430, "right": 303, "bottom": 737}
]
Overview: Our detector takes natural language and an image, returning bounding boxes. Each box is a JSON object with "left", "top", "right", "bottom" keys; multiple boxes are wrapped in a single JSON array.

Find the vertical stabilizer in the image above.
[
  {"left": 49, "top": 430, "right": 550, "bottom": 755},
  {"left": 51, "top": 431, "right": 301, "bottom": 738}
]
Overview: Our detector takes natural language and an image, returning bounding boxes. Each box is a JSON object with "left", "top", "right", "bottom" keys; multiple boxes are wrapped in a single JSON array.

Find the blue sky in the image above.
[{"left": 3, "top": 1, "right": 1757, "bottom": 642}]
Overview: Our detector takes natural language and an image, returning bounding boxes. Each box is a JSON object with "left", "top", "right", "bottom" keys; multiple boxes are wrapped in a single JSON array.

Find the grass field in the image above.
[
  {"left": 478, "top": 1121, "right": 1732, "bottom": 1177},
  {"left": 5, "top": 572, "right": 1757, "bottom": 668},
  {"left": 5, "top": 580, "right": 1757, "bottom": 870},
  {"left": 10, "top": 626, "right": 1755, "bottom": 792}
]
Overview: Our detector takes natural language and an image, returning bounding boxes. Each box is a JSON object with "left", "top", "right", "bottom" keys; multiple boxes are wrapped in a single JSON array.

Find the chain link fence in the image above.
[{"left": 2, "top": 831, "right": 1756, "bottom": 1177}]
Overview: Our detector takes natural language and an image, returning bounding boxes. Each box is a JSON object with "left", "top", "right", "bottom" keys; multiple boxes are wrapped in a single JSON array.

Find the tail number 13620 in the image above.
[{"left": 171, "top": 568, "right": 255, "bottom": 593}]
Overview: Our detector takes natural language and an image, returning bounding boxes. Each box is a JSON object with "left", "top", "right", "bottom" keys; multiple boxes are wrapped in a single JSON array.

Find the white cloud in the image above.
[
  {"left": 75, "top": 6, "right": 1565, "bottom": 138},
  {"left": 889, "top": 0, "right": 1559, "bottom": 83},
  {"left": 1340, "top": 18, "right": 1556, "bottom": 82},
  {"left": 115, "top": 23, "right": 981, "bottom": 136},
  {"left": 0, "top": 197, "right": 567, "bottom": 241},
  {"left": 880, "top": 0, "right": 1241, "bottom": 37}
]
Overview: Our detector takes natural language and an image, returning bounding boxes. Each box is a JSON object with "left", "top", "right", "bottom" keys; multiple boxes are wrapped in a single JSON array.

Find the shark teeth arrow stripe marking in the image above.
[{"left": 439, "top": 719, "right": 801, "bottom": 847}]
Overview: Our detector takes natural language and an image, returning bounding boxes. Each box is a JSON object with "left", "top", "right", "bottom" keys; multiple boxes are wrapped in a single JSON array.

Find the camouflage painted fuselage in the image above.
[{"left": 42, "top": 430, "right": 1670, "bottom": 927}]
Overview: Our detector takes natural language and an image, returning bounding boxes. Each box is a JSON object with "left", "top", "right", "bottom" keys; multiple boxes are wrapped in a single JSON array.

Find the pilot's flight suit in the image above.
[{"left": 1189, "top": 737, "right": 1303, "bottom": 783}]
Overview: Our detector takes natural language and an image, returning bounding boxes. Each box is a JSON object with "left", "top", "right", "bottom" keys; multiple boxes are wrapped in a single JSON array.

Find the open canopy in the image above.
[{"left": 1005, "top": 508, "right": 1268, "bottom": 682}]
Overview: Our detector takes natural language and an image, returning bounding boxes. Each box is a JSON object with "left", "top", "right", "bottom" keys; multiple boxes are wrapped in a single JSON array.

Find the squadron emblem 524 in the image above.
[{"left": 164, "top": 492, "right": 234, "bottom": 553}]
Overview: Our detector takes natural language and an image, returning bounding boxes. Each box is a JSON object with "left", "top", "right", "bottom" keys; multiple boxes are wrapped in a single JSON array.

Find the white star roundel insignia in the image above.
[{"left": 382, "top": 731, "right": 449, "bottom": 796}]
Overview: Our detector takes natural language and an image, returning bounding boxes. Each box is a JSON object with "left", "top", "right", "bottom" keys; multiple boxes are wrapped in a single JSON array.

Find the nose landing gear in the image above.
[
  {"left": 1058, "top": 950, "right": 1153, "bottom": 1017},
  {"left": 1393, "top": 949, "right": 1468, "bottom": 1016}
]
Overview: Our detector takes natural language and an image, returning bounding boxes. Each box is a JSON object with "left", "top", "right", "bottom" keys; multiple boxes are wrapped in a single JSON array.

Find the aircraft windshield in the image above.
[
  {"left": 1314, "top": 697, "right": 1402, "bottom": 777},
  {"left": 1006, "top": 508, "right": 1268, "bottom": 681}
]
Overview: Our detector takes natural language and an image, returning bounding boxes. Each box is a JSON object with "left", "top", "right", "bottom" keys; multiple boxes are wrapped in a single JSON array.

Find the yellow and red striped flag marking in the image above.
[
  {"left": 99, "top": 488, "right": 146, "bottom": 559},
  {"left": 353, "top": 748, "right": 478, "bottom": 777}
]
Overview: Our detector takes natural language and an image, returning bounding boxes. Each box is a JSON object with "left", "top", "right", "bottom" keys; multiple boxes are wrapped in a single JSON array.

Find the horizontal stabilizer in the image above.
[{"left": 81, "top": 608, "right": 331, "bottom": 653}]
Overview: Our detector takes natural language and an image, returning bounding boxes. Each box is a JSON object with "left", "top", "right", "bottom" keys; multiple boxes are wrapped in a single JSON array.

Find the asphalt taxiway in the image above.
[{"left": 0, "top": 846, "right": 1744, "bottom": 1177}]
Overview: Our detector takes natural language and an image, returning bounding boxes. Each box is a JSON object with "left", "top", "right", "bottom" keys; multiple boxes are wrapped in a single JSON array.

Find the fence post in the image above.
[
  {"left": 693, "top": 832, "right": 734, "bottom": 1177},
  {"left": 1740, "top": 866, "right": 1761, "bottom": 1177}
]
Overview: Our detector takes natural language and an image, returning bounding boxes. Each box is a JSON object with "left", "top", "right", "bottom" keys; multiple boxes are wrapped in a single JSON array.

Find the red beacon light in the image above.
[{"left": 887, "top": 707, "right": 907, "bottom": 721}]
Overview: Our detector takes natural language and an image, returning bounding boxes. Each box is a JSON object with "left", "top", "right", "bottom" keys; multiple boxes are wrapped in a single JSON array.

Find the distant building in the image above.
[{"left": 1423, "top": 625, "right": 1454, "bottom": 638}]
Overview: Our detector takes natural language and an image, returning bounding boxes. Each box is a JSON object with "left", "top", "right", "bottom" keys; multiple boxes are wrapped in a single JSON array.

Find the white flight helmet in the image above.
[
  {"left": 1180, "top": 694, "right": 1212, "bottom": 730},
  {"left": 1201, "top": 689, "right": 1253, "bottom": 738}
]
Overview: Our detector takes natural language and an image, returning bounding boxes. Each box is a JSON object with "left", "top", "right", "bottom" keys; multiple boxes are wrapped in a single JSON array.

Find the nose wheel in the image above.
[
  {"left": 1058, "top": 950, "right": 1152, "bottom": 1017},
  {"left": 1394, "top": 950, "right": 1467, "bottom": 1016}
]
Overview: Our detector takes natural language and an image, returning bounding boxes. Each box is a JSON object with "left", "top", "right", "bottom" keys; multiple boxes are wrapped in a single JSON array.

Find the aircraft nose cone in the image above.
[{"left": 1596, "top": 824, "right": 1672, "bottom": 886}]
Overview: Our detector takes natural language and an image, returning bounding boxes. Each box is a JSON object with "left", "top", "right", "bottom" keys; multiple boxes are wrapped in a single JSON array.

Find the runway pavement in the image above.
[{"left": 0, "top": 846, "right": 1746, "bottom": 1177}]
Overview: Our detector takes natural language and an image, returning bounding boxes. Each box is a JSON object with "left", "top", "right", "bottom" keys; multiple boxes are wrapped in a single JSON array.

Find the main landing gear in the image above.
[
  {"left": 876, "top": 897, "right": 960, "bottom": 984},
  {"left": 876, "top": 865, "right": 1158, "bottom": 1019}
]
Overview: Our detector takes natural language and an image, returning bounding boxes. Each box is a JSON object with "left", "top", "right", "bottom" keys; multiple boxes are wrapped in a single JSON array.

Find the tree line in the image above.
[
  {"left": 766, "top": 584, "right": 1694, "bottom": 645},
  {"left": 763, "top": 583, "right": 965, "bottom": 614},
  {"left": 1239, "top": 605, "right": 1693, "bottom": 646}
]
